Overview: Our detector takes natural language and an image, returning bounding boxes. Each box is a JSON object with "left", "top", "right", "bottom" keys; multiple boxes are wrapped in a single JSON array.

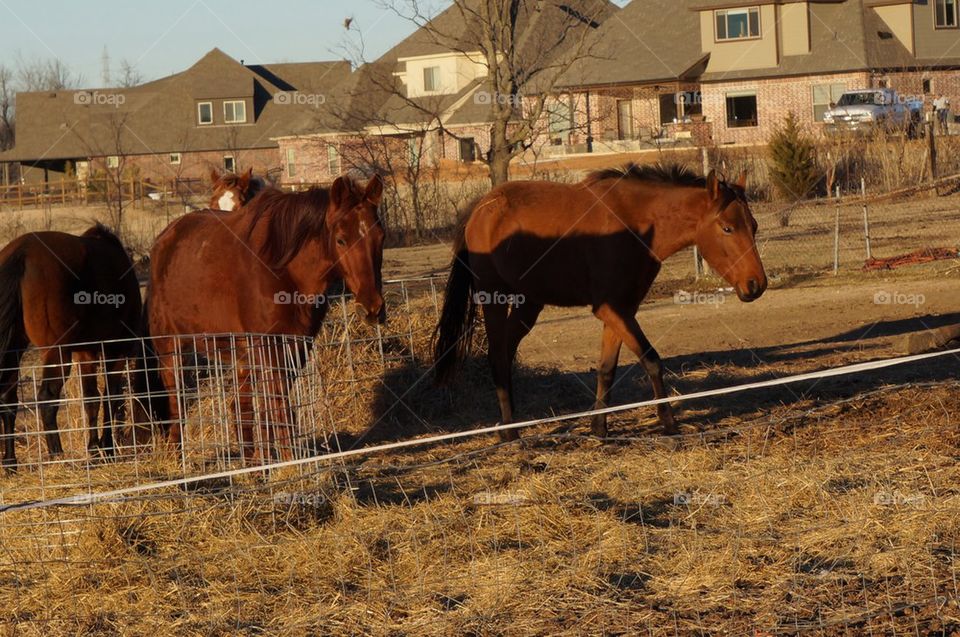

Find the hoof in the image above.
[
  {"left": 661, "top": 419, "right": 679, "bottom": 436},
  {"left": 498, "top": 428, "right": 520, "bottom": 443},
  {"left": 590, "top": 416, "right": 608, "bottom": 438},
  {"left": 2, "top": 457, "right": 17, "bottom": 474}
]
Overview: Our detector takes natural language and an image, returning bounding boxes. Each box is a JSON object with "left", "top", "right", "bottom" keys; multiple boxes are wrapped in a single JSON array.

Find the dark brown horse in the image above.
[
  {"left": 147, "top": 175, "right": 385, "bottom": 463},
  {"left": 0, "top": 224, "right": 142, "bottom": 470},
  {"left": 434, "top": 164, "right": 767, "bottom": 440},
  {"left": 209, "top": 168, "right": 265, "bottom": 211}
]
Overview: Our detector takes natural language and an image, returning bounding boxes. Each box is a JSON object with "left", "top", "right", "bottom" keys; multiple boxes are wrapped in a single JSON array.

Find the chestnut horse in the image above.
[
  {"left": 209, "top": 168, "right": 265, "bottom": 211},
  {"left": 434, "top": 164, "right": 767, "bottom": 440},
  {"left": 147, "top": 175, "right": 385, "bottom": 463},
  {"left": 0, "top": 224, "right": 142, "bottom": 470}
]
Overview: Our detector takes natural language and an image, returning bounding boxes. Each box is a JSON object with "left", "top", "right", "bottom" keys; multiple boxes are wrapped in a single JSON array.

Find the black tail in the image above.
[
  {"left": 131, "top": 294, "right": 170, "bottom": 426},
  {"left": 0, "top": 250, "right": 26, "bottom": 363},
  {"left": 432, "top": 219, "right": 477, "bottom": 385}
]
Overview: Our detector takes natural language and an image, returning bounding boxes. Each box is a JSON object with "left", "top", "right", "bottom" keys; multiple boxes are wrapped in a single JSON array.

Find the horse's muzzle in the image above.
[{"left": 737, "top": 277, "right": 767, "bottom": 302}]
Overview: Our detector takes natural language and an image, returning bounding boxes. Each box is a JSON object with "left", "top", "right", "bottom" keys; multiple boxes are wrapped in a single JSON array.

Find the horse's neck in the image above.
[
  {"left": 285, "top": 236, "right": 337, "bottom": 293},
  {"left": 629, "top": 185, "right": 704, "bottom": 261}
]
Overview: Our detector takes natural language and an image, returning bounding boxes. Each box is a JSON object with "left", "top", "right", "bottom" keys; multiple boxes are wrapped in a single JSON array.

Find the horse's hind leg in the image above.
[
  {"left": 99, "top": 356, "right": 129, "bottom": 458},
  {"left": 37, "top": 347, "right": 71, "bottom": 457},
  {"left": 591, "top": 324, "right": 623, "bottom": 437},
  {"left": 482, "top": 298, "right": 542, "bottom": 442},
  {"left": 74, "top": 354, "right": 103, "bottom": 456},
  {"left": 594, "top": 304, "right": 677, "bottom": 435},
  {"left": 0, "top": 351, "right": 22, "bottom": 471}
]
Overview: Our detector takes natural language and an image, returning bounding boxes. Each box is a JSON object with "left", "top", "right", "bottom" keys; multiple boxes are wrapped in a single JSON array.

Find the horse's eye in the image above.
[
  {"left": 722, "top": 226, "right": 733, "bottom": 234},
  {"left": 336, "top": 238, "right": 347, "bottom": 247}
]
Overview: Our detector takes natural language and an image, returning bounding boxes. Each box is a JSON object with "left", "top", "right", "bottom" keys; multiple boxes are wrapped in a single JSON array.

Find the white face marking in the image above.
[
  {"left": 359, "top": 220, "right": 368, "bottom": 237},
  {"left": 217, "top": 191, "right": 236, "bottom": 211}
]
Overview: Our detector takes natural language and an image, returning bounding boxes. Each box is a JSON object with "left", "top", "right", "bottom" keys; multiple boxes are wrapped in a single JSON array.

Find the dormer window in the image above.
[
  {"left": 198, "top": 102, "right": 213, "bottom": 125},
  {"left": 423, "top": 66, "right": 440, "bottom": 92},
  {"left": 224, "top": 100, "right": 247, "bottom": 124},
  {"left": 715, "top": 7, "right": 760, "bottom": 41},
  {"left": 936, "top": 0, "right": 958, "bottom": 28}
]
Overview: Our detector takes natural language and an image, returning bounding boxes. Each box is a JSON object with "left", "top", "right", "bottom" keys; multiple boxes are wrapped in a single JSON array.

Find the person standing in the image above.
[{"left": 934, "top": 94, "right": 951, "bottom": 135}]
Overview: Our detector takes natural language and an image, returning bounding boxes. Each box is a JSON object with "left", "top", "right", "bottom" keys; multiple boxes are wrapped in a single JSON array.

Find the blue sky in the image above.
[{"left": 0, "top": 1, "right": 423, "bottom": 85}]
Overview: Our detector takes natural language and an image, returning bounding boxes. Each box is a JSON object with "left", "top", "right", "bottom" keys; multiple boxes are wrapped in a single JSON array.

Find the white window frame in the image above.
[
  {"left": 223, "top": 155, "right": 236, "bottom": 172},
  {"left": 326, "top": 145, "right": 340, "bottom": 176},
  {"left": 198, "top": 101, "right": 213, "bottom": 125},
  {"left": 936, "top": 0, "right": 959, "bottom": 28},
  {"left": 812, "top": 83, "right": 847, "bottom": 122},
  {"left": 725, "top": 90, "right": 759, "bottom": 128},
  {"left": 285, "top": 148, "right": 296, "bottom": 178},
  {"left": 223, "top": 100, "right": 247, "bottom": 124},
  {"left": 105, "top": 155, "right": 119, "bottom": 169},
  {"left": 169, "top": 152, "right": 182, "bottom": 165},
  {"left": 715, "top": 7, "right": 761, "bottom": 41},
  {"left": 423, "top": 66, "right": 440, "bottom": 93}
]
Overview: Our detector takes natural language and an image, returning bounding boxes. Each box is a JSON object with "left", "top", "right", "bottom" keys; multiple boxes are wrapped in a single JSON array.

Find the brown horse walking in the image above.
[
  {"left": 147, "top": 175, "right": 385, "bottom": 463},
  {"left": 0, "top": 224, "right": 142, "bottom": 470},
  {"left": 434, "top": 164, "right": 767, "bottom": 440},
  {"left": 209, "top": 168, "right": 265, "bottom": 211}
]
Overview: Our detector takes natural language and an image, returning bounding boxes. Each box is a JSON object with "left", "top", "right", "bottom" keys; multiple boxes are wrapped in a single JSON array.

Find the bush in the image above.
[{"left": 767, "top": 112, "right": 820, "bottom": 225}]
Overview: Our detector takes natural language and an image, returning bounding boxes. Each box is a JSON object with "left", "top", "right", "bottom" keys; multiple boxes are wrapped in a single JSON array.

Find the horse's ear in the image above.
[
  {"left": 736, "top": 171, "right": 747, "bottom": 190},
  {"left": 330, "top": 176, "right": 348, "bottom": 210},
  {"left": 364, "top": 175, "right": 383, "bottom": 206},
  {"left": 706, "top": 170, "right": 721, "bottom": 201},
  {"left": 238, "top": 167, "right": 251, "bottom": 188},
  {"left": 210, "top": 169, "right": 220, "bottom": 184}
]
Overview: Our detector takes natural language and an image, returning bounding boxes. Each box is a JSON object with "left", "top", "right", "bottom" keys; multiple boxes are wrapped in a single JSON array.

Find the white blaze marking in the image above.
[
  {"left": 359, "top": 220, "right": 368, "bottom": 237},
  {"left": 218, "top": 191, "right": 236, "bottom": 211}
]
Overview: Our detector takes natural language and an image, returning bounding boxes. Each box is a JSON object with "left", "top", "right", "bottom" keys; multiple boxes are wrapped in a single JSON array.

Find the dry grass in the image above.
[{"left": 1, "top": 292, "right": 959, "bottom": 636}]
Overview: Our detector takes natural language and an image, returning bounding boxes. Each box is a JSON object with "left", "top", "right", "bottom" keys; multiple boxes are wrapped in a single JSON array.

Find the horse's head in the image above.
[
  {"left": 210, "top": 167, "right": 261, "bottom": 211},
  {"left": 694, "top": 171, "right": 767, "bottom": 302},
  {"left": 327, "top": 175, "right": 386, "bottom": 325}
]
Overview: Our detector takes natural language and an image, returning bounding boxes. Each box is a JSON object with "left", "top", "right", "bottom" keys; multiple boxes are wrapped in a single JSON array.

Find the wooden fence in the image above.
[{"left": 0, "top": 177, "right": 208, "bottom": 211}]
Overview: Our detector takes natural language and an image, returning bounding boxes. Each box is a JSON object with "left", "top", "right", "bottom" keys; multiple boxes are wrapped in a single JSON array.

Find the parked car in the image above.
[{"left": 823, "top": 89, "right": 923, "bottom": 137}]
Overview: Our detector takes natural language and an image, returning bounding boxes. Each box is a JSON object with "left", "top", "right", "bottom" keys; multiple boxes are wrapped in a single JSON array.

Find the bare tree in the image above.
[
  {"left": 73, "top": 111, "right": 133, "bottom": 235},
  {"left": 351, "top": 0, "right": 610, "bottom": 186},
  {"left": 15, "top": 54, "right": 81, "bottom": 91},
  {"left": 116, "top": 60, "right": 144, "bottom": 88}
]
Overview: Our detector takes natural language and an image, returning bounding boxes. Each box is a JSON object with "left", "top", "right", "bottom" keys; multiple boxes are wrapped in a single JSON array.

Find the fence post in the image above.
[
  {"left": 694, "top": 147, "right": 708, "bottom": 280},
  {"left": 927, "top": 121, "right": 938, "bottom": 184},
  {"left": 833, "top": 185, "right": 841, "bottom": 275},
  {"left": 861, "top": 177, "right": 872, "bottom": 261}
]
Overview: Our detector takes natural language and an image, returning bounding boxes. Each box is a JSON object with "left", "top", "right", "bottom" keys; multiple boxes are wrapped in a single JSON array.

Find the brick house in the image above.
[
  {"left": 0, "top": 48, "right": 350, "bottom": 184},
  {"left": 558, "top": 0, "right": 960, "bottom": 149},
  {"left": 272, "top": 0, "right": 619, "bottom": 185}
]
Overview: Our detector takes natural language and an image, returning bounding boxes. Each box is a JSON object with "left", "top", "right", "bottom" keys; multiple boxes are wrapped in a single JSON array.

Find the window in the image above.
[
  {"left": 407, "top": 137, "right": 422, "bottom": 166},
  {"left": 548, "top": 96, "right": 574, "bottom": 138},
  {"left": 285, "top": 148, "right": 296, "bottom": 178},
  {"left": 659, "top": 94, "right": 678, "bottom": 125},
  {"left": 105, "top": 155, "right": 119, "bottom": 169},
  {"left": 169, "top": 153, "right": 182, "bottom": 165},
  {"left": 716, "top": 7, "right": 761, "bottom": 41},
  {"left": 223, "top": 100, "right": 246, "bottom": 124},
  {"left": 936, "top": 0, "right": 958, "bottom": 28},
  {"left": 813, "top": 83, "right": 847, "bottom": 122},
  {"left": 923, "top": 79, "right": 932, "bottom": 94},
  {"left": 617, "top": 100, "right": 634, "bottom": 139},
  {"left": 725, "top": 92, "right": 758, "bottom": 128},
  {"left": 326, "top": 145, "right": 339, "bottom": 175},
  {"left": 423, "top": 66, "right": 440, "bottom": 92},
  {"left": 679, "top": 91, "right": 703, "bottom": 119},
  {"left": 459, "top": 137, "right": 476, "bottom": 162},
  {"left": 223, "top": 156, "right": 235, "bottom": 172},
  {"left": 198, "top": 102, "right": 213, "bottom": 125}
]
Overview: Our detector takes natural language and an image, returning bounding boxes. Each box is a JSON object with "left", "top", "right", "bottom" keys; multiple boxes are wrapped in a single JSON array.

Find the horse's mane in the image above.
[
  {"left": 244, "top": 180, "right": 363, "bottom": 268},
  {"left": 585, "top": 162, "right": 707, "bottom": 188},
  {"left": 82, "top": 223, "right": 126, "bottom": 251}
]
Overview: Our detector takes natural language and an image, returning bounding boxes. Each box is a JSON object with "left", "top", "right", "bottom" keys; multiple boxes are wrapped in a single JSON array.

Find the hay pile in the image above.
[{"left": 1, "top": 292, "right": 959, "bottom": 635}]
